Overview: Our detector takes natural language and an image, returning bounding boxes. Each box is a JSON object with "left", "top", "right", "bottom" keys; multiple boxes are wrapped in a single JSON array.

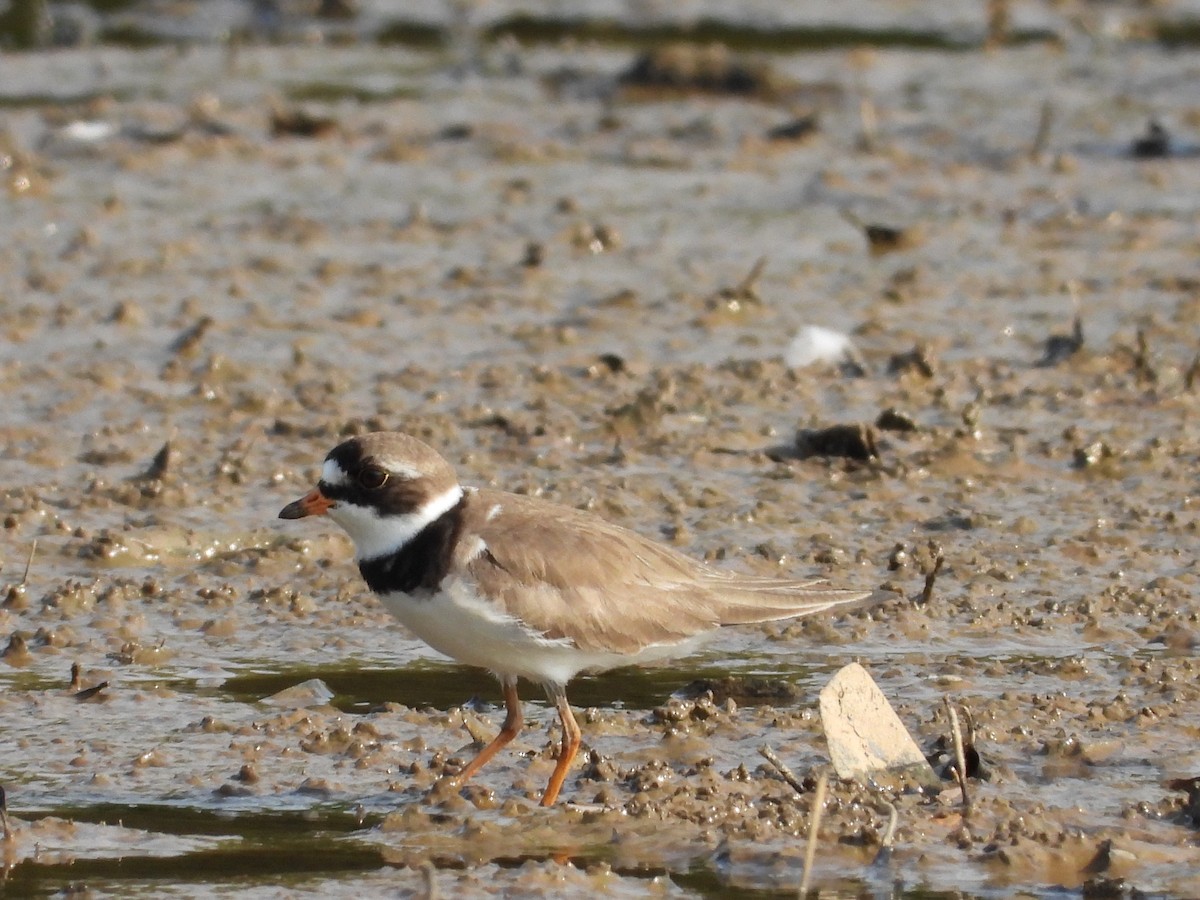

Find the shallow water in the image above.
[{"left": 2, "top": 1, "right": 1200, "bottom": 896}]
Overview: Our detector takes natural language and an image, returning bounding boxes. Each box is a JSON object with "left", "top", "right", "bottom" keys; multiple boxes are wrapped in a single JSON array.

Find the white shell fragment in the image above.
[
  {"left": 265, "top": 678, "right": 335, "bottom": 708},
  {"left": 784, "top": 325, "right": 858, "bottom": 369},
  {"left": 819, "top": 663, "right": 941, "bottom": 789},
  {"left": 56, "top": 120, "right": 118, "bottom": 143}
]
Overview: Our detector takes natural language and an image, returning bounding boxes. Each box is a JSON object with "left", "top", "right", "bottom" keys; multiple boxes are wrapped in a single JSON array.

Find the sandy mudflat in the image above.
[{"left": 1, "top": 1, "right": 1199, "bottom": 896}]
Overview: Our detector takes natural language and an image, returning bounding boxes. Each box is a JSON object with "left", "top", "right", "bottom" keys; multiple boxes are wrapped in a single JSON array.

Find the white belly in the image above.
[{"left": 376, "top": 574, "right": 699, "bottom": 686}]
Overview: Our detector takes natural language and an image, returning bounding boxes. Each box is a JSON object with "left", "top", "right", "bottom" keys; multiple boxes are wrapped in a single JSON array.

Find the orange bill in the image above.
[{"left": 278, "top": 488, "right": 333, "bottom": 519}]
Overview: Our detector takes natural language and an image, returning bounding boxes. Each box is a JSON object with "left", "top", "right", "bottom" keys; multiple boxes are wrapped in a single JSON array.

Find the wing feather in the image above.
[{"left": 457, "top": 489, "right": 872, "bottom": 655}]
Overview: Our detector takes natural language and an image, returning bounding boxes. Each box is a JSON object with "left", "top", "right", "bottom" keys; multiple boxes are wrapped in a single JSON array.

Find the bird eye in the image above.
[{"left": 358, "top": 466, "right": 389, "bottom": 490}]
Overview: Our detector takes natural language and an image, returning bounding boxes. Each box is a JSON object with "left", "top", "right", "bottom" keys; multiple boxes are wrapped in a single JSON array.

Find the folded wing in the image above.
[{"left": 460, "top": 490, "right": 872, "bottom": 655}]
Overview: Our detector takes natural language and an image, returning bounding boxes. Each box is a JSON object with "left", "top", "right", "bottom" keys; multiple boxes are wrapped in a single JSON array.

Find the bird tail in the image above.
[{"left": 697, "top": 574, "right": 878, "bottom": 626}]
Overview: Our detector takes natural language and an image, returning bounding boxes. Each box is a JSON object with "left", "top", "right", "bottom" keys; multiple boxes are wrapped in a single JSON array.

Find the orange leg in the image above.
[
  {"left": 540, "top": 684, "right": 582, "bottom": 807},
  {"left": 454, "top": 677, "right": 523, "bottom": 785}
]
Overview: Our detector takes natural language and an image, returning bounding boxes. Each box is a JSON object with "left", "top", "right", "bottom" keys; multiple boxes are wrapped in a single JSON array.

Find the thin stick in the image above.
[
  {"left": 944, "top": 700, "right": 970, "bottom": 812},
  {"left": 986, "top": 0, "right": 1011, "bottom": 48},
  {"left": 920, "top": 549, "right": 944, "bottom": 604},
  {"left": 1133, "top": 329, "right": 1156, "bottom": 384},
  {"left": 871, "top": 799, "right": 899, "bottom": 865},
  {"left": 1184, "top": 351, "right": 1200, "bottom": 392},
  {"left": 0, "top": 784, "right": 10, "bottom": 842},
  {"left": 1066, "top": 279, "right": 1082, "bottom": 312},
  {"left": 418, "top": 860, "right": 439, "bottom": 900},
  {"left": 1066, "top": 280, "right": 1084, "bottom": 348},
  {"left": 736, "top": 256, "right": 767, "bottom": 297},
  {"left": 140, "top": 440, "right": 172, "bottom": 481},
  {"left": 858, "top": 96, "right": 878, "bottom": 151},
  {"left": 21, "top": 540, "right": 36, "bottom": 584},
  {"left": 798, "top": 770, "right": 828, "bottom": 896},
  {"left": 879, "top": 800, "right": 898, "bottom": 849},
  {"left": 1029, "top": 100, "right": 1053, "bottom": 163},
  {"left": 232, "top": 433, "right": 259, "bottom": 470},
  {"left": 462, "top": 713, "right": 491, "bottom": 747},
  {"left": 839, "top": 207, "right": 865, "bottom": 231},
  {"left": 759, "top": 745, "right": 806, "bottom": 796}
]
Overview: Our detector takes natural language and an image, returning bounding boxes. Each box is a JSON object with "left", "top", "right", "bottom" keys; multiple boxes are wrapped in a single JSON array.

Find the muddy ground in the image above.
[{"left": 1, "top": 1, "right": 1199, "bottom": 896}]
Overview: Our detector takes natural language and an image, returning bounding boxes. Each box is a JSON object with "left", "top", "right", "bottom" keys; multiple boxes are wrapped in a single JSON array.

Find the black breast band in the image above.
[{"left": 357, "top": 494, "right": 468, "bottom": 595}]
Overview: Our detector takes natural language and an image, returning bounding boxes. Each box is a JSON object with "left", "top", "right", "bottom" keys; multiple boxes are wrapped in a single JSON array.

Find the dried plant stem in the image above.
[
  {"left": 871, "top": 799, "right": 899, "bottom": 866},
  {"left": 879, "top": 800, "right": 898, "bottom": 849},
  {"left": 758, "top": 745, "right": 806, "bottom": 796},
  {"left": 921, "top": 550, "right": 944, "bottom": 604},
  {"left": 799, "top": 771, "right": 829, "bottom": 896},
  {"left": 737, "top": 256, "right": 767, "bottom": 296},
  {"left": 945, "top": 699, "right": 971, "bottom": 812},
  {"left": 418, "top": 860, "right": 440, "bottom": 900},
  {"left": 22, "top": 540, "right": 36, "bottom": 584},
  {"left": 0, "top": 784, "right": 10, "bottom": 842},
  {"left": 1029, "top": 100, "right": 1053, "bottom": 162},
  {"left": 858, "top": 96, "right": 878, "bottom": 151},
  {"left": 462, "top": 714, "right": 492, "bottom": 747}
]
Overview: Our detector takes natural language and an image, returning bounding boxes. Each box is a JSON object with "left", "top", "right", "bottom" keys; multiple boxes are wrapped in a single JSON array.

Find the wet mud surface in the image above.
[{"left": 2, "top": 1, "right": 1200, "bottom": 896}]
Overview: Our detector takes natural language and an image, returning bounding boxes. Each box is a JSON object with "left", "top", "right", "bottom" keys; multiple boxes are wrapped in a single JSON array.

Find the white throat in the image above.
[{"left": 329, "top": 483, "right": 464, "bottom": 562}]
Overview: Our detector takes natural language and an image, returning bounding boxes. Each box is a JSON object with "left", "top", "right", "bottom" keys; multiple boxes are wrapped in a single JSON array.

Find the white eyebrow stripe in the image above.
[
  {"left": 322, "top": 458, "right": 423, "bottom": 486},
  {"left": 374, "top": 459, "right": 422, "bottom": 481},
  {"left": 321, "top": 459, "right": 348, "bottom": 486}
]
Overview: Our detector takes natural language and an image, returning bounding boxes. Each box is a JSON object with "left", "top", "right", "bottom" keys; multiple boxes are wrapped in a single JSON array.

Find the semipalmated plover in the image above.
[{"left": 279, "top": 432, "right": 872, "bottom": 806}]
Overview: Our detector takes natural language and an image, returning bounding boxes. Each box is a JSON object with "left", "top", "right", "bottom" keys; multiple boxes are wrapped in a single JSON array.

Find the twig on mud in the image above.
[
  {"left": 872, "top": 799, "right": 899, "bottom": 865},
  {"left": 418, "top": 860, "right": 439, "bottom": 900},
  {"left": 713, "top": 256, "right": 768, "bottom": 307},
  {"left": 758, "top": 745, "right": 806, "bottom": 796},
  {"left": 139, "top": 440, "right": 172, "bottom": 481},
  {"left": 986, "top": 0, "right": 1011, "bottom": 48},
  {"left": 0, "top": 784, "right": 11, "bottom": 842},
  {"left": 736, "top": 256, "right": 767, "bottom": 297},
  {"left": 920, "top": 547, "right": 944, "bottom": 604},
  {"left": 1132, "top": 329, "right": 1157, "bottom": 385},
  {"left": 74, "top": 680, "right": 109, "bottom": 702},
  {"left": 944, "top": 699, "right": 971, "bottom": 813},
  {"left": 1029, "top": 100, "right": 1053, "bottom": 163},
  {"left": 962, "top": 705, "right": 977, "bottom": 749},
  {"left": 1185, "top": 351, "right": 1200, "bottom": 392},
  {"left": 858, "top": 95, "right": 878, "bottom": 152},
  {"left": 462, "top": 714, "right": 492, "bottom": 747},
  {"left": 22, "top": 540, "right": 36, "bottom": 585},
  {"left": 232, "top": 434, "right": 259, "bottom": 475},
  {"left": 217, "top": 428, "right": 260, "bottom": 481},
  {"left": 798, "top": 770, "right": 829, "bottom": 896}
]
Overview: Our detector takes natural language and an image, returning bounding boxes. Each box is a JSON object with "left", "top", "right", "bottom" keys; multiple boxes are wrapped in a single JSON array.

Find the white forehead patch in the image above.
[{"left": 321, "top": 458, "right": 348, "bottom": 486}]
